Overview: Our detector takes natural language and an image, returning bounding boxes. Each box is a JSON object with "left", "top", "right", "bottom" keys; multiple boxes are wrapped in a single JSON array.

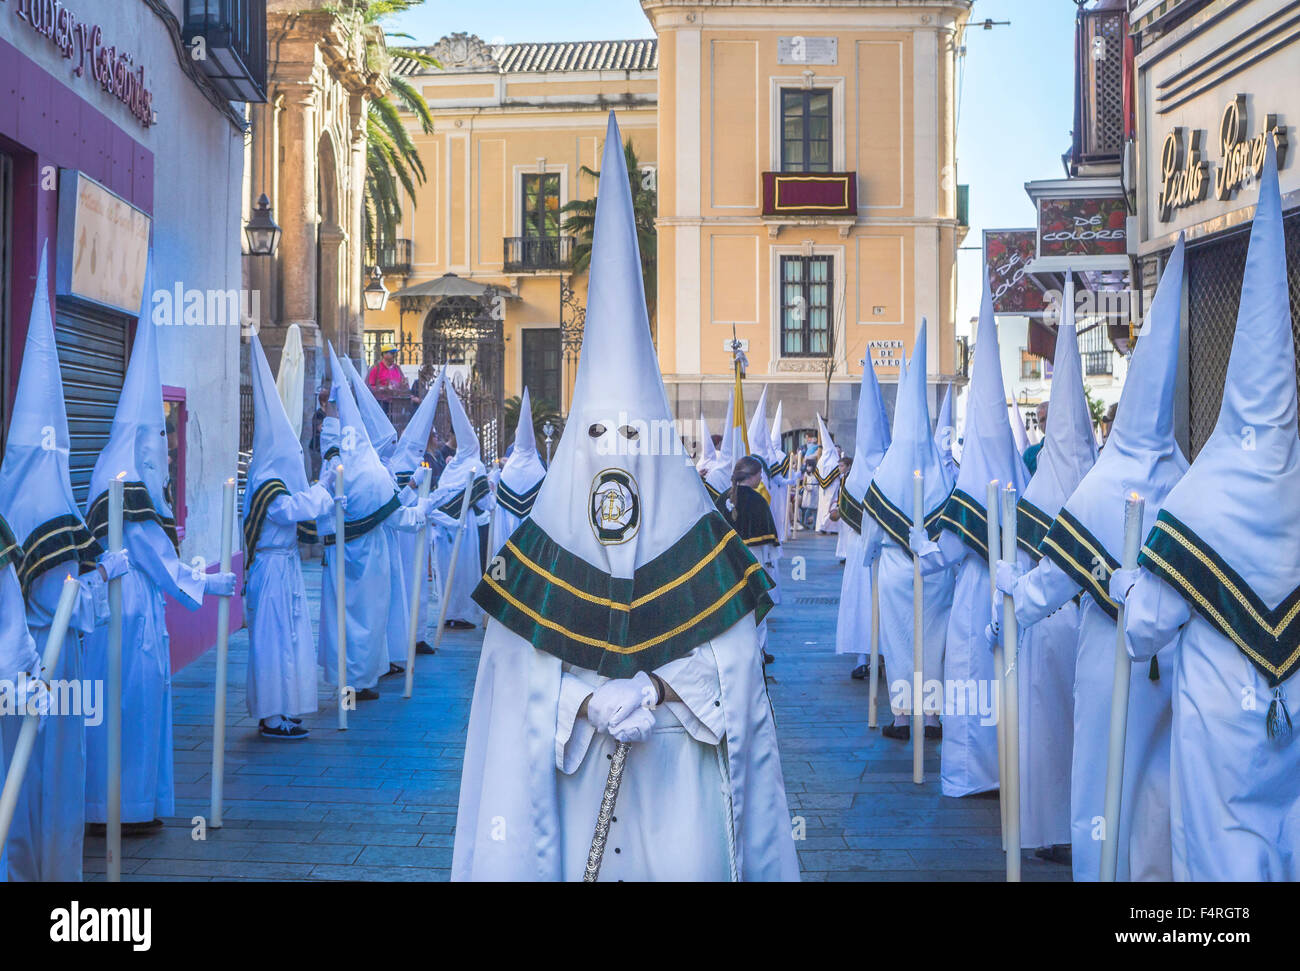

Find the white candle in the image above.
[
  {"left": 403, "top": 463, "right": 433, "bottom": 700},
  {"left": 1000, "top": 483, "right": 1022, "bottom": 882},
  {"left": 107, "top": 474, "right": 124, "bottom": 882},
  {"left": 911, "top": 469, "right": 924, "bottom": 786},
  {"left": 986, "top": 480, "right": 1007, "bottom": 852},
  {"left": 335, "top": 465, "right": 348, "bottom": 731},
  {"left": 210, "top": 475, "right": 236, "bottom": 829}
]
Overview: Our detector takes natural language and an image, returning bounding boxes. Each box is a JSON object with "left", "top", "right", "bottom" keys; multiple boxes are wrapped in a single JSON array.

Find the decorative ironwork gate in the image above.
[
  {"left": 1185, "top": 211, "right": 1300, "bottom": 458},
  {"left": 417, "top": 294, "right": 505, "bottom": 463}
]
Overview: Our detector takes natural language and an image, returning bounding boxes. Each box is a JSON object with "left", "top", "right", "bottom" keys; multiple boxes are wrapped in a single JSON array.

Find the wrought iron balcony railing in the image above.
[
  {"left": 377, "top": 238, "right": 413, "bottom": 276},
  {"left": 504, "top": 235, "right": 574, "bottom": 272},
  {"left": 182, "top": 0, "right": 268, "bottom": 103}
]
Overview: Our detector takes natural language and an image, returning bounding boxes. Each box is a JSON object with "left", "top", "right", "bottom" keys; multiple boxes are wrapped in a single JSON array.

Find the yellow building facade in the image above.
[{"left": 368, "top": 0, "right": 970, "bottom": 454}]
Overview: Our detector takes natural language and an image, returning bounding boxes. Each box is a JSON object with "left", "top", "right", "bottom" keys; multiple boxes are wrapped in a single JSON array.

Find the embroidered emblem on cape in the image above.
[
  {"left": 1140, "top": 511, "right": 1300, "bottom": 688},
  {"left": 589, "top": 469, "right": 640, "bottom": 546}
]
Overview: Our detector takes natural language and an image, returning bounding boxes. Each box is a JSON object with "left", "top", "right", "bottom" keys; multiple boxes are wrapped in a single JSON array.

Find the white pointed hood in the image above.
[
  {"left": 340, "top": 354, "right": 398, "bottom": 460},
  {"left": 867, "top": 319, "right": 955, "bottom": 544},
  {"left": 1044, "top": 235, "right": 1188, "bottom": 612},
  {"left": 1021, "top": 278, "right": 1098, "bottom": 523},
  {"left": 87, "top": 253, "right": 180, "bottom": 552},
  {"left": 389, "top": 368, "right": 444, "bottom": 478},
  {"left": 952, "top": 273, "right": 1029, "bottom": 507},
  {"left": 815, "top": 414, "right": 841, "bottom": 482},
  {"left": 499, "top": 387, "right": 546, "bottom": 496},
  {"left": 704, "top": 395, "right": 738, "bottom": 493},
  {"left": 326, "top": 342, "right": 399, "bottom": 518},
  {"left": 746, "top": 385, "right": 780, "bottom": 468},
  {"left": 839, "top": 358, "right": 891, "bottom": 533},
  {"left": 1008, "top": 401, "right": 1031, "bottom": 454},
  {"left": 247, "top": 332, "right": 309, "bottom": 501},
  {"left": 276, "top": 322, "right": 305, "bottom": 439},
  {"left": 1153, "top": 140, "right": 1300, "bottom": 616},
  {"left": 435, "top": 376, "right": 485, "bottom": 496},
  {"left": 769, "top": 399, "right": 785, "bottom": 454},
  {"left": 696, "top": 412, "right": 717, "bottom": 473},
  {"left": 0, "top": 243, "right": 100, "bottom": 584},
  {"left": 935, "top": 381, "right": 958, "bottom": 482},
  {"left": 471, "top": 113, "right": 773, "bottom": 679}
]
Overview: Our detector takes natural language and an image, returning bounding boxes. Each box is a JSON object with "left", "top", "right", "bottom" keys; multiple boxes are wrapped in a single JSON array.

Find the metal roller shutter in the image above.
[{"left": 54, "top": 301, "right": 128, "bottom": 505}]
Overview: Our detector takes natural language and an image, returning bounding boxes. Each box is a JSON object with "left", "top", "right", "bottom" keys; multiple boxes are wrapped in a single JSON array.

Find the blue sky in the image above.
[{"left": 388, "top": 0, "right": 1080, "bottom": 338}]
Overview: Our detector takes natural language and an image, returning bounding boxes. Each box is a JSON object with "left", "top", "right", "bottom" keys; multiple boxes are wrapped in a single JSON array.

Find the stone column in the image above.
[{"left": 346, "top": 93, "right": 369, "bottom": 362}]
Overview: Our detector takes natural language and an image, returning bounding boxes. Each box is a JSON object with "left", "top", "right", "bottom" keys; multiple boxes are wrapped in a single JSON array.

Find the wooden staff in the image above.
[
  {"left": 0, "top": 575, "right": 79, "bottom": 857},
  {"left": 403, "top": 464, "right": 433, "bottom": 699},
  {"left": 985, "top": 480, "right": 1007, "bottom": 851},
  {"left": 209, "top": 476, "right": 236, "bottom": 828},
  {"left": 432, "top": 481, "right": 476, "bottom": 654},
  {"left": 911, "top": 470, "right": 924, "bottom": 785},
  {"left": 335, "top": 465, "right": 348, "bottom": 731},
  {"left": 106, "top": 475, "right": 124, "bottom": 882},
  {"left": 1000, "top": 484, "right": 1022, "bottom": 882},
  {"left": 867, "top": 553, "right": 881, "bottom": 730},
  {"left": 1100, "top": 492, "right": 1144, "bottom": 881}
]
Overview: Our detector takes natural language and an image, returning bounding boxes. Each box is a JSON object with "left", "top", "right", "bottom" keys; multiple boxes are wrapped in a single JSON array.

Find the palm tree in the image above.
[
  {"left": 350, "top": 1, "right": 438, "bottom": 259},
  {"left": 560, "top": 139, "right": 657, "bottom": 324}
]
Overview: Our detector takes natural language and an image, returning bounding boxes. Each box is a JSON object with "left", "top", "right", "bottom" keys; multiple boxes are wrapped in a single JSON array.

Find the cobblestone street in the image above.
[{"left": 84, "top": 531, "right": 1068, "bottom": 882}]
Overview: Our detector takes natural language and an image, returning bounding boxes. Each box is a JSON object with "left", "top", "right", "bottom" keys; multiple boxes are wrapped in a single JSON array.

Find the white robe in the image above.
[
  {"left": 382, "top": 519, "right": 412, "bottom": 665},
  {"left": 430, "top": 509, "right": 485, "bottom": 628},
  {"left": 878, "top": 539, "right": 954, "bottom": 716},
  {"left": 0, "top": 566, "right": 37, "bottom": 882},
  {"left": 2, "top": 568, "right": 106, "bottom": 881},
  {"left": 1014, "top": 549, "right": 1077, "bottom": 850},
  {"left": 1015, "top": 556, "right": 1174, "bottom": 881},
  {"left": 816, "top": 480, "right": 840, "bottom": 534},
  {"left": 245, "top": 484, "right": 333, "bottom": 719},
  {"left": 85, "top": 523, "right": 203, "bottom": 825},
  {"left": 318, "top": 525, "right": 394, "bottom": 694},
  {"left": 940, "top": 546, "right": 1000, "bottom": 796},
  {"left": 1125, "top": 571, "right": 1300, "bottom": 881},
  {"left": 452, "top": 614, "right": 799, "bottom": 881},
  {"left": 834, "top": 523, "right": 882, "bottom": 656}
]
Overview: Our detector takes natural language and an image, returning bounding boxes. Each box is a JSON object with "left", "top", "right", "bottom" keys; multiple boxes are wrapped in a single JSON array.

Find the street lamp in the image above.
[
  {"left": 245, "top": 194, "right": 281, "bottom": 256},
  {"left": 363, "top": 266, "right": 389, "bottom": 313},
  {"left": 542, "top": 420, "right": 555, "bottom": 468}
]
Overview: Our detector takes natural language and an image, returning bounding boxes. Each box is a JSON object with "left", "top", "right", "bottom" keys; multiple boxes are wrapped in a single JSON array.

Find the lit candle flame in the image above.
[
  {"left": 226, "top": 477, "right": 236, "bottom": 486},
  {"left": 115, "top": 470, "right": 127, "bottom": 480}
]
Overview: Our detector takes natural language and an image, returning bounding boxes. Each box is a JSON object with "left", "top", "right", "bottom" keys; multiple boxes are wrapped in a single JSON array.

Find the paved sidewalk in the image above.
[{"left": 84, "top": 530, "right": 1069, "bottom": 881}]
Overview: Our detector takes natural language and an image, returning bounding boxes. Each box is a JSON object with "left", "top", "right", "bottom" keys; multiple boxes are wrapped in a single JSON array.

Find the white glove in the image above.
[
  {"left": 985, "top": 600, "right": 1001, "bottom": 651},
  {"left": 18, "top": 674, "right": 51, "bottom": 731},
  {"left": 608, "top": 706, "right": 656, "bottom": 744},
  {"left": 398, "top": 506, "right": 426, "bottom": 530},
  {"left": 908, "top": 526, "right": 939, "bottom": 558},
  {"left": 97, "top": 549, "right": 130, "bottom": 581},
  {"left": 994, "top": 559, "right": 1022, "bottom": 596},
  {"left": 204, "top": 571, "right": 237, "bottom": 597},
  {"left": 586, "top": 671, "right": 657, "bottom": 734},
  {"left": 410, "top": 465, "right": 431, "bottom": 490},
  {"left": 1109, "top": 567, "right": 1142, "bottom": 607},
  {"left": 319, "top": 463, "right": 339, "bottom": 494}
]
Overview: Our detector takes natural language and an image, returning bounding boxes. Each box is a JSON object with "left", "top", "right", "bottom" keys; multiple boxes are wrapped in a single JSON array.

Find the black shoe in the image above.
[
  {"left": 355, "top": 687, "right": 380, "bottom": 701},
  {"left": 386, "top": 662, "right": 405, "bottom": 677},
  {"left": 260, "top": 720, "right": 310, "bottom": 740},
  {"left": 1034, "top": 844, "right": 1072, "bottom": 865},
  {"left": 122, "top": 818, "right": 164, "bottom": 837},
  {"left": 415, "top": 641, "right": 436, "bottom": 655},
  {"left": 924, "top": 724, "right": 943, "bottom": 740},
  {"left": 444, "top": 619, "right": 475, "bottom": 630},
  {"left": 763, "top": 651, "right": 775, "bottom": 664},
  {"left": 881, "top": 723, "right": 910, "bottom": 741},
  {"left": 851, "top": 664, "right": 869, "bottom": 680},
  {"left": 287, "top": 716, "right": 303, "bottom": 725}
]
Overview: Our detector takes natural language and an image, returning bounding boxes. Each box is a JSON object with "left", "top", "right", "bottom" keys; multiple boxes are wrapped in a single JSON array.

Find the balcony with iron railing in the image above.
[
  {"left": 504, "top": 235, "right": 574, "bottom": 273},
  {"left": 377, "top": 239, "right": 413, "bottom": 277},
  {"left": 182, "top": 0, "right": 268, "bottom": 103}
]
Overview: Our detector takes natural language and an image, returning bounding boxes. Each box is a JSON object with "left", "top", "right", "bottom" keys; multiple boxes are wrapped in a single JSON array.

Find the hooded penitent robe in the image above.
[
  {"left": 341, "top": 355, "right": 413, "bottom": 666},
  {"left": 867, "top": 320, "right": 956, "bottom": 720},
  {"left": 384, "top": 368, "right": 447, "bottom": 651},
  {"left": 82, "top": 256, "right": 206, "bottom": 827},
  {"left": 1008, "top": 235, "right": 1189, "bottom": 882},
  {"left": 935, "top": 383, "right": 959, "bottom": 484},
  {"left": 766, "top": 400, "right": 795, "bottom": 542},
  {"left": 0, "top": 246, "right": 110, "bottom": 881},
  {"left": 490, "top": 387, "right": 546, "bottom": 556},
  {"left": 937, "top": 273, "right": 1029, "bottom": 796},
  {"left": 745, "top": 386, "right": 788, "bottom": 604},
  {"left": 834, "top": 359, "right": 891, "bottom": 658},
  {"left": 1012, "top": 282, "right": 1097, "bottom": 849},
  {"left": 814, "top": 415, "right": 841, "bottom": 535},
  {"left": 0, "top": 527, "right": 40, "bottom": 881},
  {"left": 316, "top": 343, "right": 403, "bottom": 693},
  {"left": 453, "top": 114, "right": 798, "bottom": 882},
  {"left": 427, "top": 377, "right": 490, "bottom": 628},
  {"left": 1124, "top": 142, "right": 1300, "bottom": 881},
  {"left": 242, "top": 334, "right": 335, "bottom": 721}
]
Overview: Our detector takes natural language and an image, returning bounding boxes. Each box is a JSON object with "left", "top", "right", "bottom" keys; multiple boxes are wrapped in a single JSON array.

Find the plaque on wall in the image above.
[
  {"left": 56, "top": 170, "right": 152, "bottom": 316},
  {"left": 778, "top": 37, "right": 837, "bottom": 65}
]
